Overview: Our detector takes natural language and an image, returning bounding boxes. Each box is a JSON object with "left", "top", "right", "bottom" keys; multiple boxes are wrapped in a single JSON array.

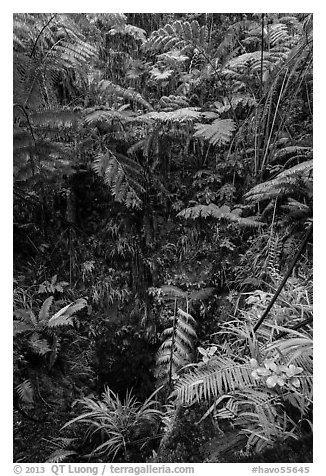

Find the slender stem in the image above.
[
  {"left": 274, "top": 316, "right": 313, "bottom": 341},
  {"left": 30, "top": 14, "right": 56, "bottom": 58},
  {"left": 253, "top": 224, "right": 312, "bottom": 332}
]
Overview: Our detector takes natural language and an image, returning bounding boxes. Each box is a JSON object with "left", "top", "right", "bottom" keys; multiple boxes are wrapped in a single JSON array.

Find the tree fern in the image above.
[
  {"left": 99, "top": 80, "right": 153, "bottom": 111},
  {"left": 109, "top": 23, "right": 147, "bottom": 44},
  {"left": 143, "top": 20, "right": 208, "bottom": 53},
  {"left": 245, "top": 160, "right": 313, "bottom": 203},
  {"left": 84, "top": 107, "right": 135, "bottom": 126},
  {"left": 158, "top": 95, "right": 189, "bottom": 111},
  {"left": 92, "top": 151, "right": 145, "bottom": 207},
  {"left": 193, "top": 119, "right": 236, "bottom": 146},
  {"left": 155, "top": 305, "right": 197, "bottom": 387},
  {"left": 177, "top": 203, "right": 264, "bottom": 228},
  {"left": 140, "top": 107, "right": 202, "bottom": 124}
]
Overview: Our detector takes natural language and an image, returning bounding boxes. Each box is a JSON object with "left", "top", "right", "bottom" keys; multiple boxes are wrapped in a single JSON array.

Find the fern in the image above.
[
  {"left": 14, "top": 298, "right": 87, "bottom": 363},
  {"left": 173, "top": 355, "right": 255, "bottom": 404},
  {"left": 143, "top": 20, "right": 208, "bottom": 53},
  {"left": 109, "top": 24, "right": 147, "bottom": 44},
  {"left": 45, "top": 437, "right": 78, "bottom": 463},
  {"left": 268, "top": 23, "right": 290, "bottom": 47},
  {"left": 177, "top": 203, "right": 264, "bottom": 228},
  {"left": 212, "top": 95, "right": 257, "bottom": 115},
  {"left": 140, "top": 107, "right": 202, "bottom": 124},
  {"left": 84, "top": 107, "right": 136, "bottom": 127},
  {"left": 16, "top": 379, "right": 34, "bottom": 404},
  {"left": 245, "top": 160, "right": 313, "bottom": 203},
  {"left": 158, "top": 95, "right": 189, "bottom": 110},
  {"left": 193, "top": 119, "right": 236, "bottom": 146},
  {"left": 226, "top": 51, "right": 279, "bottom": 75},
  {"left": 155, "top": 306, "right": 197, "bottom": 386},
  {"left": 92, "top": 151, "right": 144, "bottom": 207},
  {"left": 47, "top": 298, "right": 87, "bottom": 328},
  {"left": 99, "top": 80, "right": 153, "bottom": 111},
  {"left": 157, "top": 284, "right": 215, "bottom": 304},
  {"left": 267, "top": 231, "right": 282, "bottom": 283},
  {"left": 150, "top": 67, "right": 174, "bottom": 81}
]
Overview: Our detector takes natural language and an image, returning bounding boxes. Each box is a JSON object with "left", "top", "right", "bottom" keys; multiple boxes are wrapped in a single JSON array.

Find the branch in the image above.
[{"left": 30, "top": 14, "right": 56, "bottom": 58}]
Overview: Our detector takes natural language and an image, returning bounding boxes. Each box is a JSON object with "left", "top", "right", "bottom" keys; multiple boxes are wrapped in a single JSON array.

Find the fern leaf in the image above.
[
  {"left": 84, "top": 108, "right": 135, "bottom": 126},
  {"left": 16, "top": 379, "right": 34, "bottom": 404},
  {"left": 38, "top": 296, "right": 54, "bottom": 322},
  {"left": 245, "top": 160, "right": 313, "bottom": 203},
  {"left": 150, "top": 68, "right": 174, "bottom": 81},
  {"left": 46, "top": 449, "right": 77, "bottom": 463},
  {"left": 140, "top": 107, "right": 202, "bottom": 124},
  {"left": 109, "top": 24, "right": 146, "bottom": 43},
  {"left": 193, "top": 119, "right": 236, "bottom": 146},
  {"left": 143, "top": 20, "right": 207, "bottom": 53},
  {"left": 172, "top": 357, "right": 254, "bottom": 404},
  {"left": 99, "top": 80, "right": 153, "bottom": 111},
  {"left": 47, "top": 298, "right": 87, "bottom": 328},
  {"left": 155, "top": 307, "right": 197, "bottom": 385},
  {"left": 178, "top": 203, "right": 264, "bottom": 227},
  {"left": 159, "top": 285, "right": 187, "bottom": 299},
  {"left": 29, "top": 334, "right": 52, "bottom": 355},
  {"left": 92, "top": 151, "right": 144, "bottom": 206}
]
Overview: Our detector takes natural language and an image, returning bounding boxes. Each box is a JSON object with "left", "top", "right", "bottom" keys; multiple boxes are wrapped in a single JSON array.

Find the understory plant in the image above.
[
  {"left": 62, "top": 386, "right": 164, "bottom": 461},
  {"left": 170, "top": 284, "right": 312, "bottom": 456}
]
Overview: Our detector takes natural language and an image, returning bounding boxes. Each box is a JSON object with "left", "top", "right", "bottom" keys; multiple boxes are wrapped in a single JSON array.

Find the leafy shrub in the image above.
[{"left": 62, "top": 387, "right": 163, "bottom": 461}]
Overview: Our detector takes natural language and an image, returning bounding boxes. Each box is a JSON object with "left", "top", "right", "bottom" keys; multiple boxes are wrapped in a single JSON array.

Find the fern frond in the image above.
[
  {"left": 267, "top": 231, "right": 282, "bottom": 283},
  {"left": 271, "top": 146, "right": 312, "bottom": 163},
  {"left": 150, "top": 67, "right": 174, "bottom": 81},
  {"left": 109, "top": 24, "right": 147, "bottom": 43},
  {"left": 193, "top": 119, "right": 236, "bottom": 146},
  {"left": 226, "top": 51, "right": 278, "bottom": 75},
  {"left": 38, "top": 296, "right": 54, "bottom": 323},
  {"left": 155, "top": 307, "right": 197, "bottom": 385},
  {"left": 212, "top": 95, "right": 257, "bottom": 114},
  {"left": 46, "top": 449, "right": 77, "bottom": 463},
  {"left": 140, "top": 107, "right": 202, "bottom": 124},
  {"left": 47, "top": 298, "right": 87, "bottom": 328},
  {"left": 16, "top": 379, "right": 34, "bottom": 404},
  {"left": 99, "top": 80, "right": 153, "bottom": 111},
  {"left": 84, "top": 108, "right": 135, "bottom": 126},
  {"left": 158, "top": 95, "right": 189, "bottom": 110},
  {"left": 177, "top": 203, "right": 264, "bottom": 227},
  {"left": 159, "top": 285, "right": 187, "bottom": 299},
  {"left": 172, "top": 356, "right": 254, "bottom": 404},
  {"left": 143, "top": 20, "right": 208, "bottom": 53},
  {"left": 92, "top": 151, "right": 144, "bottom": 207},
  {"left": 30, "top": 108, "right": 80, "bottom": 129},
  {"left": 245, "top": 160, "right": 313, "bottom": 203}
]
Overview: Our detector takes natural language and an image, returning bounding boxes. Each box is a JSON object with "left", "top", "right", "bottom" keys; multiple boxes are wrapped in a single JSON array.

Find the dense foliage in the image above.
[{"left": 13, "top": 12, "right": 313, "bottom": 464}]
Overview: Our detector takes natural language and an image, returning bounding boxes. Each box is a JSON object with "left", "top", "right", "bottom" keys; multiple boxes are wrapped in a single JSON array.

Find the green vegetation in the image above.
[{"left": 13, "top": 13, "right": 313, "bottom": 463}]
